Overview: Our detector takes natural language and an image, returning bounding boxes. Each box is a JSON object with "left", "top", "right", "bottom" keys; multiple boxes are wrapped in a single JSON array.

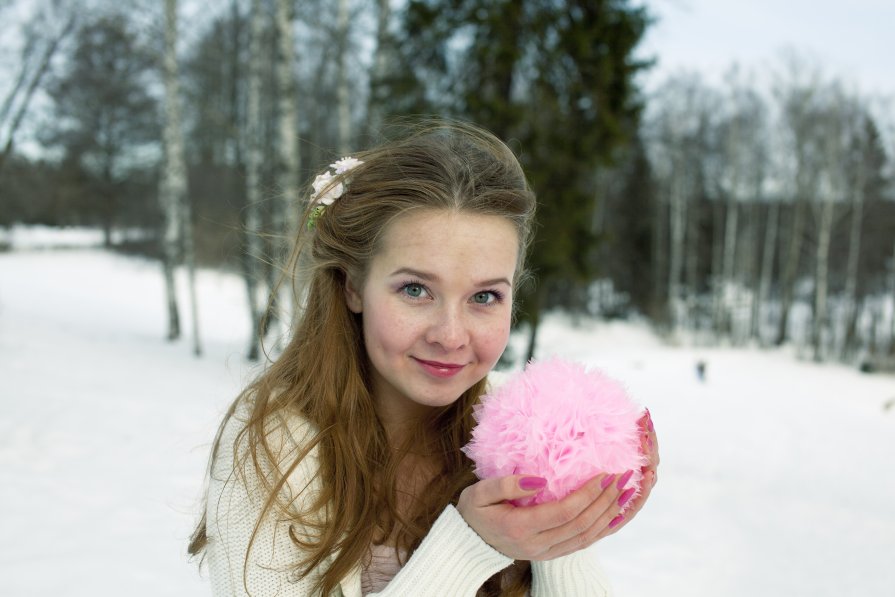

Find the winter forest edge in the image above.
[
  {"left": 2, "top": 0, "right": 894, "bottom": 371},
  {"left": 2, "top": 2, "right": 895, "bottom": 596}
]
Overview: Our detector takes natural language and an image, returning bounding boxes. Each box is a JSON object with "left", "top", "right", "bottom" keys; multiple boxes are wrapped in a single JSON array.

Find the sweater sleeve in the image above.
[
  {"left": 531, "top": 545, "right": 614, "bottom": 596},
  {"left": 367, "top": 505, "right": 513, "bottom": 596},
  {"left": 205, "top": 412, "right": 328, "bottom": 596},
  {"left": 203, "top": 410, "right": 513, "bottom": 596}
]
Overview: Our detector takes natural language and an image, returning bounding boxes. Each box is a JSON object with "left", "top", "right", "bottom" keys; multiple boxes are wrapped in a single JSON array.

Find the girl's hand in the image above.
[
  {"left": 594, "top": 408, "right": 660, "bottom": 539},
  {"left": 456, "top": 469, "right": 635, "bottom": 561}
]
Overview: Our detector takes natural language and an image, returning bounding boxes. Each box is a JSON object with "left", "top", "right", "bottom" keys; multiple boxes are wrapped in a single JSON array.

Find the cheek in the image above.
[
  {"left": 476, "top": 318, "right": 512, "bottom": 363},
  {"left": 364, "top": 303, "right": 419, "bottom": 354}
]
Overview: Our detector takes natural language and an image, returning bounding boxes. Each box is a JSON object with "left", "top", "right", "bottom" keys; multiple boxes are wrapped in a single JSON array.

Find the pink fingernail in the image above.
[
  {"left": 608, "top": 514, "right": 624, "bottom": 528},
  {"left": 617, "top": 487, "right": 635, "bottom": 508},
  {"left": 616, "top": 469, "right": 634, "bottom": 490},
  {"left": 645, "top": 408, "right": 654, "bottom": 432},
  {"left": 600, "top": 474, "right": 616, "bottom": 489},
  {"left": 519, "top": 476, "right": 547, "bottom": 490}
]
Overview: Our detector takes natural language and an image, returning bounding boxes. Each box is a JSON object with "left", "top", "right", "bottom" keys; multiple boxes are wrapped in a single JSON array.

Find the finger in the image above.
[
  {"left": 466, "top": 475, "right": 549, "bottom": 507},
  {"left": 637, "top": 409, "right": 650, "bottom": 431},
  {"left": 539, "top": 472, "right": 626, "bottom": 528},
  {"left": 640, "top": 430, "right": 659, "bottom": 473},
  {"left": 539, "top": 473, "right": 640, "bottom": 559},
  {"left": 638, "top": 416, "right": 660, "bottom": 476},
  {"left": 533, "top": 472, "right": 624, "bottom": 547},
  {"left": 539, "top": 500, "right": 621, "bottom": 560},
  {"left": 644, "top": 409, "right": 660, "bottom": 465},
  {"left": 595, "top": 469, "right": 655, "bottom": 540}
]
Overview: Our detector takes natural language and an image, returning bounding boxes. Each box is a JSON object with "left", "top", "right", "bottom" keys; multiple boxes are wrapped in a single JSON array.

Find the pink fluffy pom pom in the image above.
[{"left": 463, "top": 357, "right": 647, "bottom": 508}]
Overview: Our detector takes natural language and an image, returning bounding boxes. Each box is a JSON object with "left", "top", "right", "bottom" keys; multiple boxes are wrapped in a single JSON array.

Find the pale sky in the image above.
[{"left": 638, "top": 0, "right": 895, "bottom": 98}]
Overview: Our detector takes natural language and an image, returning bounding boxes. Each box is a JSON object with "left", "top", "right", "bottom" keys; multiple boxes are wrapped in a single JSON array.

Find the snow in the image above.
[{"left": 1, "top": 238, "right": 893, "bottom": 596}]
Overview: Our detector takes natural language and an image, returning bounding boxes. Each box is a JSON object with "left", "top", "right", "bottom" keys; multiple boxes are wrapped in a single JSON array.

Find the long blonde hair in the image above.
[{"left": 189, "top": 121, "right": 537, "bottom": 595}]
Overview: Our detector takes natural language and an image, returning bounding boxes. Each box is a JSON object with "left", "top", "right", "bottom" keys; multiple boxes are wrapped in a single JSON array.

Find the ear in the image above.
[{"left": 344, "top": 275, "right": 363, "bottom": 313}]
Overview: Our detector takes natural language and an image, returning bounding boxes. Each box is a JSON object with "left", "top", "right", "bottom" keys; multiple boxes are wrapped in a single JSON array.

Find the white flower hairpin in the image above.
[{"left": 308, "top": 156, "right": 364, "bottom": 229}]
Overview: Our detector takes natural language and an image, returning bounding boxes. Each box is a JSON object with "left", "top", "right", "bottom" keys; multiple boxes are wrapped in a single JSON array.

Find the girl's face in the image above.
[{"left": 345, "top": 209, "right": 518, "bottom": 425}]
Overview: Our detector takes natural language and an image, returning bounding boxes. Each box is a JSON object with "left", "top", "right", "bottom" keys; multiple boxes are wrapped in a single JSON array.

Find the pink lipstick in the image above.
[{"left": 414, "top": 357, "right": 465, "bottom": 378}]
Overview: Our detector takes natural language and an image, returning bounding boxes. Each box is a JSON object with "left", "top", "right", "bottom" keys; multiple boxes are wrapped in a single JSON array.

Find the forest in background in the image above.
[{"left": 1, "top": 0, "right": 893, "bottom": 371}]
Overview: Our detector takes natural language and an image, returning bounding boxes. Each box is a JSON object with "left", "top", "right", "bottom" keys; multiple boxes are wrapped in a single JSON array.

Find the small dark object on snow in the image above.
[
  {"left": 859, "top": 360, "right": 875, "bottom": 374},
  {"left": 695, "top": 360, "right": 707, "bottom": 382}
]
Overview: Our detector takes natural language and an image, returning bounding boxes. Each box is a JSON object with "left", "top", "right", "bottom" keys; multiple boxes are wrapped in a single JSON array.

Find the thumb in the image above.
[{"left": 469, "top": 475, "right": 547, "bottom": 507}]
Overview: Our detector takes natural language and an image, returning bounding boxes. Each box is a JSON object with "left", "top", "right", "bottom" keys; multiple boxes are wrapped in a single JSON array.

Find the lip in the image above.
[{"left": 412, "top": 357, "right": 466, "bottom": 378}]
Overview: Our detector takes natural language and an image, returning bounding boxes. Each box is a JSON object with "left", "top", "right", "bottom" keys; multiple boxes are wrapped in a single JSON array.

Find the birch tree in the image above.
[
  {"left": 244, "top": 0, "right": 265, "bottom": 360},
  {"left": 838, "top": 106, "right": 888, "bottom": 359},
  {"left": 336, "top": 0, "right": 351, "bottom": 154},
  {"left": 647, "top": 75, "right": 716, "bottom": 332},
  {"left": 274, "top": 0, "right": 301, "bottom": 340},
  {"left": 44, "top": 13, "right": 159, "bottom": 247},
  {"left": 0, "top": 31, "right": 37, "bottom": 131},
  {"left": 772, "top": 61, "right": 824, "bottom": 346},
  {"left": 715, "top": 76, "right": 766, "bottom": 343},
  {"left": 811, "top": 91, "right": 843, "bottom": 361},
  {"left": 366, "top": 0, "right": 392, "bottom": 137},
  {"left": 159, "top": 0, "right": 201, "bottom": 354},
  {"left": 840, "top": 104, "right": 868, "bottom": 359},
  {"left": 890, "top": 241, "right": 895, "bottom": 361},
  {"left": 0, "top": 6, "right": 76, "bottom": 177},
  {"left": 714, "top": 88, "right": 746, "bottom": 338},
  {"left": 755, "top": 195, "right": 780, "bottom": 343}
]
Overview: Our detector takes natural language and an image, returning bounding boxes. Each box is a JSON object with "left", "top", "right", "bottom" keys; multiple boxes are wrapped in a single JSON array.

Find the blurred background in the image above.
[{"left": 1, "top": 1, "right": 893, "bottom": 595}]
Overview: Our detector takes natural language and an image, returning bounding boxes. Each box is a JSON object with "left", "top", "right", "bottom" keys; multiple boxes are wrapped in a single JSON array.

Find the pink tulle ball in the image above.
[{"left": 463, "top": 357, "right": 647, "bottom": 507}]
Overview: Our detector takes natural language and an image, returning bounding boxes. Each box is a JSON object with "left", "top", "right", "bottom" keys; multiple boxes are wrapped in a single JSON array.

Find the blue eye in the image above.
[
  {"left": 472, "top": 290, "right": 503, "bottom": 305},
  {"left": 401, "top": 282, "right": 428, "bottom": 299}
]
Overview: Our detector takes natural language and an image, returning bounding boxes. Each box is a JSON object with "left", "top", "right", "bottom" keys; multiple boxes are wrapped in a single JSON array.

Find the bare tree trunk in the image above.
[
  {"left": 710, "top": 198, "right": 725, "bottom": 335},
  {"left": 668, "top": 170, "right": 686, "bottom": 331},
  {"left": 773, "top": 68, "right": 822, "bottom": 348},
  {"left": 367, "top": 0, "right": 391, "bottom": 137},
  {"left": 244, "top": 0, "right": 265, "bottom": 361},
  {"left": 0, "top": 14, "right": 75, "bottom": 177},
  {"left": 229, "top": 0, "right": 243, "bottom": 168},
  {"left": 182, "top": 206, "right": 201, "bottom": 355},
  {"left": 0, "top": 29, "right": 38, "bottom": 128},
  {"left": 889, "top": 241, "right": 895, "bottom": 360},
  {"left": 742, "top": 195, "right": 760, "bottom": 344},
  {"left": 336, "top": 0, "right": 351, "bottom": 154},
  {"left": 721, "top": 196, "right": 740, "bottom": 338},
  {"left": 524, "top": 282, "right": 548, "bottom": 363},
  {"left": 812, "top": 189, "right": 834, "bottom": 361},
  {"left": 716, "top": 108, "right": 743, "bottom": 341},
  {"left": 275, "top": 0, "right": 301, "bottom": 343},
  {"left": 864, "top": 298, "right": 878, "bottom": 363},
  {"left": 651, "top": 192, "right": 668, "bottom": 323},
  {"left": 841, "top": 149, "right": 866, "bottom": 359},
  {"left": 159, "top": 0, "right": 182, "bottom": 342},
  {"left": 163, "top": 0, "right": 201, "bottom": 356},
  {"left": 158, "top": 156, "right": 181, "bottom": 341},
  {"left": 775, "top": 190, "right": 806, "bottom": 346},
  {"left": 813, "top": 95, "right": 848, "bottom": 362},
  {"left": 756, "top": 199, "right": 779, "bottom": 343},
  {"left": 685, "top": 184, "right": 700, "bottom": 333}
]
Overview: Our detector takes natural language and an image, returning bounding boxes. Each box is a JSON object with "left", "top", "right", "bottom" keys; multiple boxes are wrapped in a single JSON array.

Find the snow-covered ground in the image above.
[{"left": 1, "top": 237, "right": 893, "bottom": 596}]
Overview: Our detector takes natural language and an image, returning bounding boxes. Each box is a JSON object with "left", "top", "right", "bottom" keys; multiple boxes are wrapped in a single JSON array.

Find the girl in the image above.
[{"left": 189, "top": 122, "right": 659, "bottom": 596}]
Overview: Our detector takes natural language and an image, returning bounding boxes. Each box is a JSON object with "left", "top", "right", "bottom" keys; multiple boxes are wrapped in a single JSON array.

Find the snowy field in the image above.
[{"left": 1, "top": 232, "right": 894, "bottom": 596}]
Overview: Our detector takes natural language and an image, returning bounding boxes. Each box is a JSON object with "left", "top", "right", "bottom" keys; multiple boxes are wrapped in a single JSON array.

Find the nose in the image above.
[{"left": 425, "top": 305, "right": 470, "bottom": 351}]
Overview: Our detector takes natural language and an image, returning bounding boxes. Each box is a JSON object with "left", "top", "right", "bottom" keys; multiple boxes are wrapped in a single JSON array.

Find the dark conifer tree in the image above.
[{"left": 388, "top": 0, "right": 652, "bottom": 359}]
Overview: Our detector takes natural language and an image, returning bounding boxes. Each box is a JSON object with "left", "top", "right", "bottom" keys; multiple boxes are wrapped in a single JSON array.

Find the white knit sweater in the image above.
[{"left": 203, "top": 406, "right": 613, "bottom": 596}]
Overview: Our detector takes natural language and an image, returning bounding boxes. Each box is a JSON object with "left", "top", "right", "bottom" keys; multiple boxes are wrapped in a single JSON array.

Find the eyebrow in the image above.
[{"left": 389, "top": 267, "right": 512, "bottom": 288}]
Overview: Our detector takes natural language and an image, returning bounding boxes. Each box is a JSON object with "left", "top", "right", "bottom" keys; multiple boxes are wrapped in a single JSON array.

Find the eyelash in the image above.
[
  {"left": 475, "top": 289, "right": 505, "bottom": 305},
  {"left": 398, "top": 280, "right": 505, "bottom": 306},
  {"left": 398, "top": 280, "right": 430, "bottom": 301}
]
